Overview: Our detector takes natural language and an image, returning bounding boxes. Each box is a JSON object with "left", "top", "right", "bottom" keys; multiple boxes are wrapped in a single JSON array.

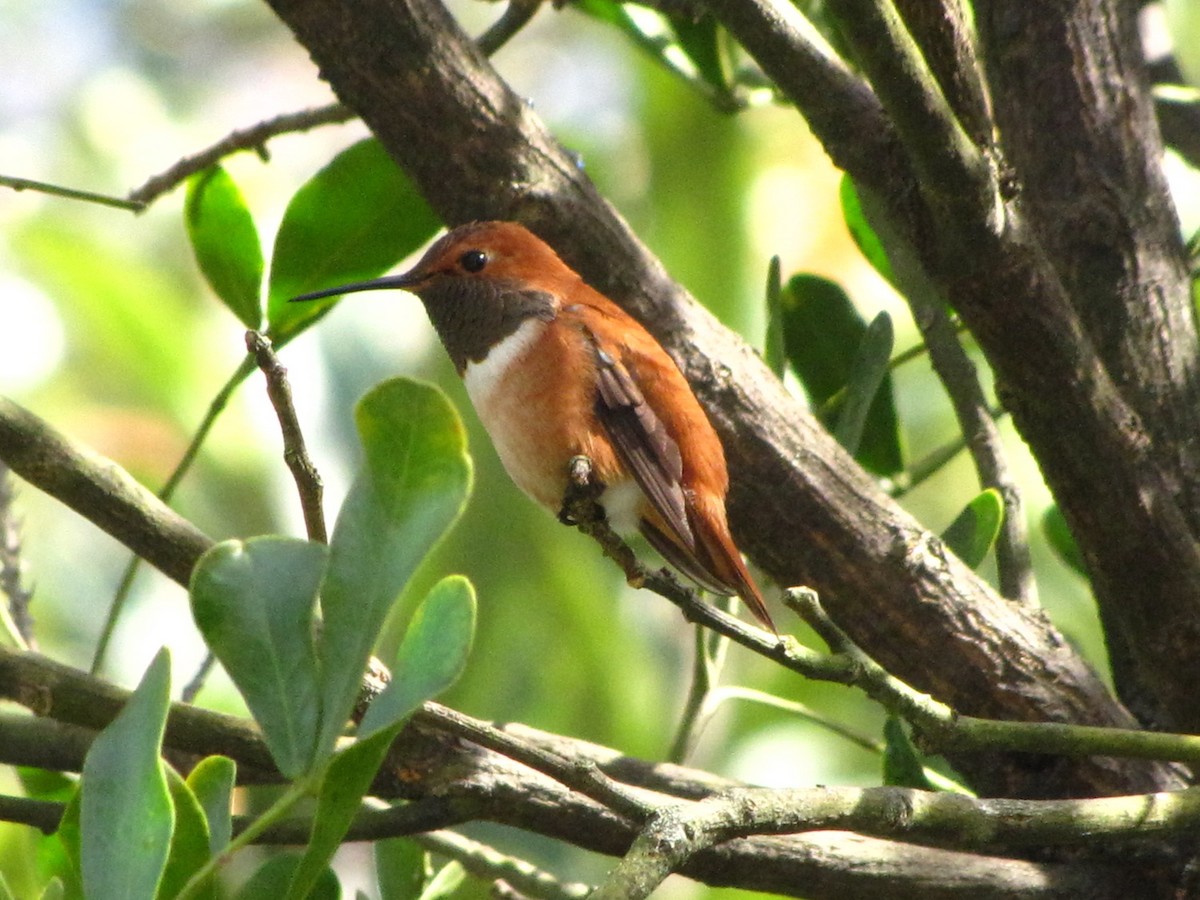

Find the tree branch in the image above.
[
  {"left": 821, "top": 0, "right": 998, "bottom": 233},
  {"left": 970, "top": 0, "right": 1200, "bottom": 730},
  {"left": 0, "top": 465, "right": 35, "bottom": 648},
  {"left": 126, "top": 102, "right": 356, "bottom": 206},
  {"left": 0, "top": 647, "right": 1183, "bottom": 898},
  {"left": 0, "top": 396, "right": 212, "bottom": 588},
  {"left": 246, "top": 331, "right": 327, "bottom": 544}
]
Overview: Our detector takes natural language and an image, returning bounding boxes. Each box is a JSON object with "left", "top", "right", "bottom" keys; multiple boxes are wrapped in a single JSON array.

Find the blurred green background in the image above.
[{"left": 4, "top": 0, "right": 1200, "bottom": 896}]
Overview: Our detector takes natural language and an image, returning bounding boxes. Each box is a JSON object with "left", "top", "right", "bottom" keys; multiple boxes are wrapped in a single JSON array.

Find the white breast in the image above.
[{"left": 463, "top": 319, "right": 544, "bottom": 411}]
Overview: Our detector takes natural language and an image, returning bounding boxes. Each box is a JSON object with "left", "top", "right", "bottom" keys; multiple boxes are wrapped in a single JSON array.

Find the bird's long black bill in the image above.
[{"left": 289, "top": 273, "right": 418, "bottom": 303}]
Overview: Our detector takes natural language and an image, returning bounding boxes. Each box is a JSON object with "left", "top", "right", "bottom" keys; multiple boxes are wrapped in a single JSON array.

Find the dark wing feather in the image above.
[{"left": 589, "top": 340, "right": 695, "bottom": 552}]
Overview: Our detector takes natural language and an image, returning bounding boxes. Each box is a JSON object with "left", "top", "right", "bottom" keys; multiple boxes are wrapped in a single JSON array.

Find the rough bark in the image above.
[{"left": 973, "top": 0, "right": 1200, "bottom": 728}]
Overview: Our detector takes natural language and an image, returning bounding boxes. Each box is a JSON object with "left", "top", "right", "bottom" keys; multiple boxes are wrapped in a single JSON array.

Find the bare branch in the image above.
[
  {"left": 0, "top": 173, "right": 144, "bottom": 212},
  {"left": 411, "top": 829, "right": 592, "bottom": 900},
  {"left": 821, "top": 0, "right": 998, "bottom": 231},
  {"left": 127, "top": 103, "right": 356, "bottom": 206},
  {"left": 246, "top": 331, "right": 327, "bottom": 544},
  {"left": 0, "top": 396, "right": 212, "bottom": 588},
  {"left": 0, "top": 465, "right": 35, "bottom": 648}
]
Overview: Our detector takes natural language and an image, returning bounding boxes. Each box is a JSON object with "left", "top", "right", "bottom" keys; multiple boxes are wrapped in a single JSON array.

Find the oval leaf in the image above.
[
  {"left": 1042, "top": 504, "right": 1088, "bottom": 577},
  {"left": 360, "top": 576, "right": 476, "bottom": 738},
  {"left": 285, "top": 727, "right": 398, "bottom": 900},
  {"left": 186, "top": 756, "right": 236, "bottom": 854},
  {"left": 81, "top": 648, "right": 174, "bottom": 900},
  {"left": 236, "top": 856, "right": 339, "bottom": 900},
  {"left": 834, "top": 311, "right": 894, "bottom": 457},
  {"left": 670, "top": 14, "right": 731, "bottom": 98},
  {"left": 157, "top": 769, "right": 214, "bottom": 900},
  {"left": 762, "top": 255, "right": 786, "bottom": 378},
  {"left": 266, "top": 138, "right": 439, "bottom": 343},
  {"left": 189, "top": 537, "right": 327, "bottom": 778},
  {"left": 881, "top": 716, "right": 934, "bottom": 790},
  {"left": 185, "top": 166, "right": 264, "bottom": 328},
  {"left": 781, "top": 274, "right": 903, "bottom": 475},
  {"left": 942, "top": 488, "right": 1004, "bottom": 570},
  {"left": 317, "top": 378, "right": 472, "bottom": 755},
  {"left": 420, "top": 862, "right": 465, "bottom": 900},
  {"left": 375, "top": 839, "right": 429, "bottom": 900},
  {"left": 840, "top": 174, "right": 897, "bottom": 288}
]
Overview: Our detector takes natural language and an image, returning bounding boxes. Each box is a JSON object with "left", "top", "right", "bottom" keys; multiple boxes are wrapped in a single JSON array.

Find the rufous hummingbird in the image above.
[{"left": 293, "top": 221, "right": 774, "bottom": 630}]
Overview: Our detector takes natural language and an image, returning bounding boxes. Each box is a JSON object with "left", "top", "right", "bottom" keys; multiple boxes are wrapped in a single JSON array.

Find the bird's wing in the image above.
[
  {"left": 589, "top": 338, "right": 696, "bottom": 552},
  {"left": 590, "top": 338, "right": 764, "bottom": 598}
]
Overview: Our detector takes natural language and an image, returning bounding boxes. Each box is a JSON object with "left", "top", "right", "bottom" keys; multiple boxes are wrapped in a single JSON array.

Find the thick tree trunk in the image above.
[{"left": 973, "top": 0, "right": 1200, "bottom": 729}]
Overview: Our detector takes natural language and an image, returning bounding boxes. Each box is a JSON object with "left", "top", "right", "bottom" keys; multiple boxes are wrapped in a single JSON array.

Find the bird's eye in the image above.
[{"left": 460, "top": 250, "right": 488, "bottom": 273}]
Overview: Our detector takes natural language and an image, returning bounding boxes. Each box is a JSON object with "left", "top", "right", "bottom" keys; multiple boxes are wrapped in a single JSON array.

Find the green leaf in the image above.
[
  {"left": 780, "top": 274, "right": 903, "bottom": 475},
  {"left": 80, "top": 648, "right": 174, "bottom": 900},
  {"left": 185, "top": 166, "right": 264, "bottom": 329},
  {"left": 37, "top": 877, "right": 64, "bottom": 900},
  {"left": 190, "top": 537, "right": 327, "bottom": 778},
  {"left": 360, "top": 576, "right": 476, "bottom": 738},
  {"left": 18, "top": 768, "right": 77, "bottom": 891},
  {"left": 762, "top": 256, "right": 786, "bottom": 378},
  {"left": 833, "top": 311, "right": 894, "bottom": 457},
  {"left": 375, "top": 839, "right": 429, "bottom": 900},
  {"left": 284, "top": 727, "right": 398, "bottom": 900},
  {"left": 781, "top": 275, "right": 861, "bottom": 406},
  {"left": 285, "top": 569, "right": 477, "bottom": 900},
  {"left": 158, "top": 769, "right": 214, "bottom": 900},
  {"left": 670, "top": 14, "right": 729, "bottom": 96},
  {"left": 186, "top": 756, "right": 236, "bottom": 854},
  {"left": 840, "top": 175, "right": 896, "bottom": 288},
  {"left": 52, "top": 789, "right": 81, "bottom": 900},
  {"left": 317, "top": 378, "right": 472, "bottom": 756},
  {"left": 942, "top": 489, "right": 1004, "bottom": 569},
  {"left": 881, "top": 717, "right": 933, "bottom": 790},
  {"left": 419, "top": 862, "right": 465, "bottom": 900},
  {"left": 1042, "top": 505, "right": 1087, "bottom": 576},
  {"left": 266, "top": 138, "right": 439, "bottom": 343},
  {"left": 237, "top": 856, "right": 339, "bottom": 900}
]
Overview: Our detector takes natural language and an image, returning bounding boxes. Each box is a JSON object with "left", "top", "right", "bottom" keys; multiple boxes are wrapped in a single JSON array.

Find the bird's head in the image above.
[{"left": 290, "top": 220, "right": 577, "bottom": 304}]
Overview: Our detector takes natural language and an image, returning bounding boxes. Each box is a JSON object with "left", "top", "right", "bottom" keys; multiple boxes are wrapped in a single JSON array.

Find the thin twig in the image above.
[
  {"left": 909, "top": 294, "right": 1033, "bottom": 603},
  {"left": 91, "top": 354, "right": 256, "bottom": 674},
  {"left": 415, "top": 703, "right": 653, "bottom": 823},
  {"left": 555, "top": 463, "right": 1200, "bottom": 768},
  {"left": 667, "top": 626, "right": 718, "bottom": 764},
  {"left": 477, "top": 0, "right": 543, "bottom": 56},
  {"left": 246, "top": 331, "right": 327, "bottom": 544},
  {"left": 668, "top": 598, "right": 733, "bottom": 764},
  {"left": 126, "top": 0, "right": 545, "bottom": 210},
  {"left": 0, "top": 173, "right": 144, "bottom": 212},
  {"left": 181, "top": 653, "right": 216, "bottom": 704},
  {"left": 412, "top": 829, "right": 592, "bottom": 900},
  {"left": 0, "top": 464, "right": 34, "bottom": 649},
  {"left": 127, "top": 103, "right": 357, "bottom": 206}
]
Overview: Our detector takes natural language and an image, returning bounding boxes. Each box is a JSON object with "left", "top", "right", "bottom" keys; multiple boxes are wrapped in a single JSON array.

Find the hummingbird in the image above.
[{"left": 293, "top": 221, "right": 774, "bottom": 630}]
